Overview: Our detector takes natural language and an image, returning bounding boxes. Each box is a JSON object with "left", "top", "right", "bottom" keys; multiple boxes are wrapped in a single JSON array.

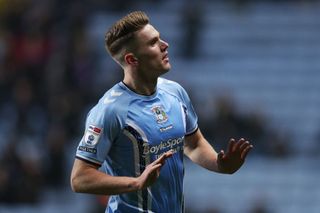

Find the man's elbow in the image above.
[{"left": 70, "top": 174, "right": 83, "bottom": 193}]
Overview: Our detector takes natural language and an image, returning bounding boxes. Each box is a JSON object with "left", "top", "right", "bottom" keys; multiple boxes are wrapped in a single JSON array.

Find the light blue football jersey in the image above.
[{"left": 76, "top": 78, "right": 198, "bottom": 213}]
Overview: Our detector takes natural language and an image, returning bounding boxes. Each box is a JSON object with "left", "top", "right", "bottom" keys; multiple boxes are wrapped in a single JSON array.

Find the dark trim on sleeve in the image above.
[
  {"left": 75, "top": 156, "right": 102, "bottom": 167},
  {"left": 185, "top": 127, "right": 199, "bottom": 137}
]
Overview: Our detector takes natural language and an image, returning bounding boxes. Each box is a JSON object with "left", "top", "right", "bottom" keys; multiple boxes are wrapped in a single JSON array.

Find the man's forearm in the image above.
[
  {"left": 184, "top": 137, "right": 221, "bottom": 172},
  {"left": 184, "top": 129, "right": 223, "bottom": 172},
  {"left": 71, "top": 159, "right": 140, "bottom": 195}
]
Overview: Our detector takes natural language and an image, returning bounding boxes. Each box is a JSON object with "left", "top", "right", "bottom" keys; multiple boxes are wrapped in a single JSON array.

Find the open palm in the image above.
[
  {"left": 217, "top": 138, "right": 253, "bottom": 174},
  {"left": 137, "top": 150, "right": 173, "bottom": 189}
]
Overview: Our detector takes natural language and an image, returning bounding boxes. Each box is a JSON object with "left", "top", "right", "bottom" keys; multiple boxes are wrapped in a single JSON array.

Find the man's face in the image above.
[{"left": 133, "top": 24, "right": 171, "bottom": 77}]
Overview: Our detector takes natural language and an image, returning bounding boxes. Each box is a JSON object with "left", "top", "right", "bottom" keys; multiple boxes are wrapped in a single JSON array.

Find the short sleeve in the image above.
[
  {"left": 177, "top": 86, "right": 198, "bottom": 135},
  {"left": 75, "top": 103, "right": 120, "bottom": 166}
]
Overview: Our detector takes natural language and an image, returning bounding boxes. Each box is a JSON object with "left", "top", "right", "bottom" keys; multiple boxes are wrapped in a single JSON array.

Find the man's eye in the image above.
[{"left": 151, "top": 39, "right": 158, "bottom": 46}]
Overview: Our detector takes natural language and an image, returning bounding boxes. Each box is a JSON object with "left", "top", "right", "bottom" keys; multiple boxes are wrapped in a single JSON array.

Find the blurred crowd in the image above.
[
  {"left": 0, "top": 0, "right": 107, "bottom": 203},
  {"left": 0, "top": 0, "right": 295, "bottom": 207},
  {"left": 198, "top": 95, "right": 291, "bottom": 158}
]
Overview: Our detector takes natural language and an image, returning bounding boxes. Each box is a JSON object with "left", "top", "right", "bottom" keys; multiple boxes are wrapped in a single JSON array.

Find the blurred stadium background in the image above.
[{"left": 0, "top": 0, "right": 320, "bottom": 212}]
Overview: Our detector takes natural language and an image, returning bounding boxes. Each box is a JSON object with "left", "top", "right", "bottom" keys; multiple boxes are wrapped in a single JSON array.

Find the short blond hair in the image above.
[{"left": 105, "top": 11, "right": 149, "bottom": 60}]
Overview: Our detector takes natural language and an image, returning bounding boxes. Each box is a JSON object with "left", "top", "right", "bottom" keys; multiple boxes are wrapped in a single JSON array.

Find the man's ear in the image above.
[{"left": 124, "top": 53, "right": 138, "bottom": 66}]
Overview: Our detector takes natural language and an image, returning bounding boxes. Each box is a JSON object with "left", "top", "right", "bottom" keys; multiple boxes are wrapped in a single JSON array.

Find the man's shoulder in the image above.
[
  {"left": 158, "top": 78, "right": 184, "bottom": 92},
  {"left": 158, "top": 78, "right": 187, "bottom": 97},
  {"left": 102, "top": 84, "right": 128, "bottom": 104},
  {"left": 91, "top": 83, "right": 130, "bottom": 117}
]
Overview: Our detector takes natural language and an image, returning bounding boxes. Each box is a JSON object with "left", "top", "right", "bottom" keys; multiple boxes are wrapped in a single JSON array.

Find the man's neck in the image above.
[{"left": 123, "top": 75, "right": 158, "bottom": 96}]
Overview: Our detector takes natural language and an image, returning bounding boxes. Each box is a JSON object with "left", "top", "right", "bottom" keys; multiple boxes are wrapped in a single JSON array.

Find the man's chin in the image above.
[
  {"left": 162, "top": 66, "right": 171, "bottom": 74},
  {"left": 164, "top": 63, "right": 171, "bottom": 72},
  {"left": 157, "top": 63, "right": 171, "bottom": 75}
]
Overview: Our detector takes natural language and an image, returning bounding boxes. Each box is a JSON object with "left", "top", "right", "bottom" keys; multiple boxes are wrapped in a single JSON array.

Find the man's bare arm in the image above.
[
  {"left": 70, "top": 151, "right": 173, "bottom": 195},
  {"left": 184, "top": 129, "right": 253, "bottom": 174}
]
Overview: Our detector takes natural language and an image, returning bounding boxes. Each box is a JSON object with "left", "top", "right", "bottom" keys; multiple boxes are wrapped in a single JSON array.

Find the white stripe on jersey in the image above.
[
  {"left": 180, "top": 103, "right": 187, "bottom": 134},
  {"left": 123, "top": 120, "right": 152, "bottom": 212},
  {"left": 123, "top": 129, "right": 144, "bottom": 210}
]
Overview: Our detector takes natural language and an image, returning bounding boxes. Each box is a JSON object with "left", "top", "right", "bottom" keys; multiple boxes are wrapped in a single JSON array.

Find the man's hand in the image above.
[
  {"left": 217, "top": 138, "right": 253, "bottom": 174},
  {"left": 136, "top": 150, "right": 173, "bottom": 190}
]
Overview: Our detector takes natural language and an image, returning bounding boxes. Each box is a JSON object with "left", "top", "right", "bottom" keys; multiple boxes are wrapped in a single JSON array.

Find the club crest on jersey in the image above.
[
  {"left": 84, "top": 125, "right": 102, "bottom": 147},
  {"left": 151, "top": 105, "right": 168, "bottom": 123}
]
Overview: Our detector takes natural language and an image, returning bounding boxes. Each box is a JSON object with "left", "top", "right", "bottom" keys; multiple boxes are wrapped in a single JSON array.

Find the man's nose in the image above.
[{"left": 160, "top": 39, "right": 169, "bottom": 51}]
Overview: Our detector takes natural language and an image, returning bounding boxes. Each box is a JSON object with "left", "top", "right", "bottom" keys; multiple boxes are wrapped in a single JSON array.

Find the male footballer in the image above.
[{"left": 71, "top": 11, "right": 253, "bottom": 213}]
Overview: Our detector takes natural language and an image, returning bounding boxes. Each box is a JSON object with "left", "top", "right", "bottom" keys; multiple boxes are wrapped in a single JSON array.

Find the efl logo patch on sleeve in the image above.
[{"left": 84, "top": 125, "right": 102, "bottom": 147}]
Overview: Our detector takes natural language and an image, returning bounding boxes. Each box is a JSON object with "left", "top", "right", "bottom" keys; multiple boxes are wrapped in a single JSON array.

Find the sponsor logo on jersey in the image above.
[
  {"left": 78, "top": 146, "right": 97, "bottom": 154},
  {"left": 143, "top": 136, "right": 184, "bottom": 155},
  {"left": 89, "top": 125, "right": 101, "bottom": 134},
  {"left": 103, "top": 90, "right": 123, "bottom": 105},
  {"left": 104, "top": 97, "right": 115, "bottom": 104},
  {"left": 110, "top": 90, "right": 123, "bottom": 97},
  {"left": 84, "top": 125, "right": 101, "bottom": 147},
  {"left": 160, "top": 125, "right": 173, "bottom": 132},
  {"left": 151, "top": 105, "right": 168, "bottom": 123}
]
